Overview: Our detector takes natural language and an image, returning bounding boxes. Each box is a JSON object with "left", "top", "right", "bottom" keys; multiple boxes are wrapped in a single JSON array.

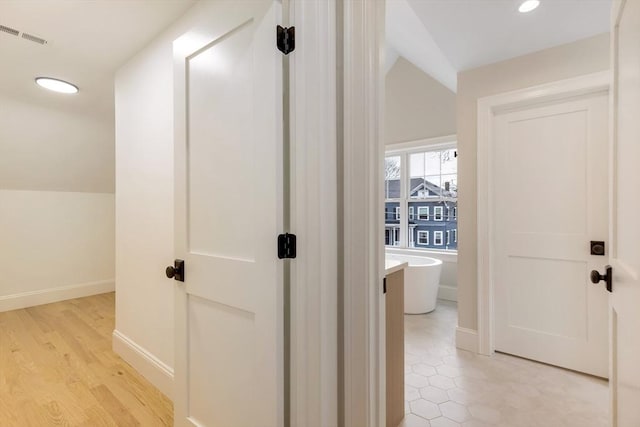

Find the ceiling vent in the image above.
[
  {"left": 0, "top": 24, "right": 19, "bottom": 37},
  {"left": 0, "top": 24, "right": 47, "bottom": 45},
  {"left": 22, "top": 33, "right": 47, "bottom": 45}
]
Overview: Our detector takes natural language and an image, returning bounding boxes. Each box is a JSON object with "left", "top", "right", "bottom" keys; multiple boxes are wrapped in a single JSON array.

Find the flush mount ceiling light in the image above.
[
  {"left": 519, "top": 0, "right": 540, "bottom": 13},
  {"left": 35, "top": 77, "right": 78, "bottom": 94}
]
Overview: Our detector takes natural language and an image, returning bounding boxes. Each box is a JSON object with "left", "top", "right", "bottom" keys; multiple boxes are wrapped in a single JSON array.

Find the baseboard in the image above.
[
  {"left": 455, "top": 327, "right": 479, "bottom": 353},
  {"left": 438, "top": 285, "right": 457, "bottom": 302},
  {"left": 112, "top": 329, "right": 174, "bottom": 399},
  {"left": 0, "top": 279, "right": 115, "bottom": 313}
]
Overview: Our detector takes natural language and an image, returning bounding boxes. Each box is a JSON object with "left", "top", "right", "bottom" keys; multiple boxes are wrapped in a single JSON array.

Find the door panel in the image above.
[
  {"left": 494, "top": 94, "right": 609, "bottom": 378},
  {"left": 173, "top": 1, "right": 283, "bottom": 426},
  {"left": 610, "top": 0, "right": 640, "bottom": 424}
]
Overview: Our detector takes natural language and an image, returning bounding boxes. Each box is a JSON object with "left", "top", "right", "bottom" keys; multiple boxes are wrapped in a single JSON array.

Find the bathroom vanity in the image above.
[{"left": 385, "top": 259, "right": 407, "bottom": 427}]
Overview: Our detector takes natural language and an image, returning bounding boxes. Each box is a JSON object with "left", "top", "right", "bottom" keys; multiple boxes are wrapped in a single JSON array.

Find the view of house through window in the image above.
[{"left": 385, "top": 145, "right": 457, "bottom": 251}]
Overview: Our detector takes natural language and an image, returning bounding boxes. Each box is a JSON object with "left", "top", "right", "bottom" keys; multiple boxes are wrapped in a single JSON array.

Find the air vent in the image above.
[
  {"left": 22, "top": 33, "right": 47, "bottom": 45},
  {"left": 0, "top": 25, "right": 19, "bottom": 37}
]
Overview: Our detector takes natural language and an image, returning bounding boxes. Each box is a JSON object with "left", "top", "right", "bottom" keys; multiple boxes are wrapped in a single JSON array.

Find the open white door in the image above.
[
  {"left": 172, "top": 2, "right": 284, "bottom": 426},
  {"left": 609, "top": 1, "right": 640, "bottom": 425}
]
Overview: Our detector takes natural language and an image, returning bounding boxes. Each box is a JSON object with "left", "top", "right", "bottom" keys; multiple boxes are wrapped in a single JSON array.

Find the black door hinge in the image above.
[
  {"left": 383, "top": 277, "right": 387, "bottom": 294},
  {"left": 277, "top": 25, "right": 295, "bottom": 55},
  {"left": 278, "top": 233, "right": 297, "bottom": 259}
]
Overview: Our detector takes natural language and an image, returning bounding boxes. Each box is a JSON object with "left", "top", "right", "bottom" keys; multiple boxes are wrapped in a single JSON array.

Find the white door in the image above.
[
  {"left": 172, "top": 2, "right": 284, "bottom": 426},
  {"left": 493, "top": 93, "right": 609, "bottom": 377},
  {"left": 609, "top": 0, "right": 640, "bottom": 424}
]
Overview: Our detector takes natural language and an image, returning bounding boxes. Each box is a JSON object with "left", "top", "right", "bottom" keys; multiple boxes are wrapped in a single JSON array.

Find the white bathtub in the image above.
[{"left": 386, "top": 254, "right": 443, "bottom": 314}]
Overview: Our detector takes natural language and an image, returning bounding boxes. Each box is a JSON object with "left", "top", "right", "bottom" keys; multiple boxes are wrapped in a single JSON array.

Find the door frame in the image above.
[
  {"left": 287, "top": 0, "right": 340, "bottom": 426},
  {"left": 340, "top": 0, "right": 386, "bottom": 426},
  {"left": 476, "top": 71, "right": 611, "bottom": 356}
]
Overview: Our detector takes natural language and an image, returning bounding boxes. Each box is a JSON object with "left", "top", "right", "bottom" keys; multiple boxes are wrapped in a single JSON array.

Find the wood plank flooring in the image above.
[{"left": 0, "top": 292, "right": 173, "bottom": 426}]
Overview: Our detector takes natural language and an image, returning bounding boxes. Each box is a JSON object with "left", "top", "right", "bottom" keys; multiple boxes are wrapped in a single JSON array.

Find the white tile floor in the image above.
[{"left": 400, "top": 300, "right": 609, "bottom": 427}]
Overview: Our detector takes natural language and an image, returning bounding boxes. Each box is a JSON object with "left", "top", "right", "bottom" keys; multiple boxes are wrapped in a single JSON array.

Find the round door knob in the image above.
[
  {"left": 590, "top": 270, "right": 603, "bottom": 284},
  {"left": 166, "top": 266, "right": 176, "bottom": 279}
]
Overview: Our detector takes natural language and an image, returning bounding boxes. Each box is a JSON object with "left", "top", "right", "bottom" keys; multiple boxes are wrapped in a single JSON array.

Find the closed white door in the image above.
[
  {"left": 172, "top": 1, "right": 284, "bottom": 426},
  {"left": 493, "top": 93, "right": 609, "bottom": 377},
  {"left": 610, "top": 0, "right": 640, "bottom": 424}
]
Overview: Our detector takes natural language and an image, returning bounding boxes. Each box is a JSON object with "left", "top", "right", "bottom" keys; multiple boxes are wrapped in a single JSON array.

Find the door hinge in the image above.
[
  {"left": 278, "top": 233, "right": 297, "bottom": 259},
  {"left": 277, "top": 25, "right": 295, "bottom": 55},
  {"left": 383, "top": 277, "right": 387, "bottom": 294}
]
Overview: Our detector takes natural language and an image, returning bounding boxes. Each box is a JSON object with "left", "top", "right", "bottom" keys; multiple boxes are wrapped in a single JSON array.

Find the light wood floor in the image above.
[{"left": 0, "top": 292, "right": 173, "bottom": 426}]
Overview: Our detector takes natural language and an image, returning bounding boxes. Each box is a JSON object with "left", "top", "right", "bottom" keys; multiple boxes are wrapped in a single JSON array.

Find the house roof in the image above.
[{"left": 386, "top": 178, "right": 456, "bottom": 199}]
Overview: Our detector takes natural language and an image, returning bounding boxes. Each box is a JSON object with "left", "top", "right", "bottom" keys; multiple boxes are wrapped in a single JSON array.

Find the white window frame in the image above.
[
  {"left": 417, "top": 206, "right": 429, "bottom": 220},
  {"left": 385, "top": 138, "right": 457, "bottom": 253},
  {"left": 394, "top": 207, "right": 400, "bottom": 220},
  {"left": 434, "top": 231, "right": 444, "bottom": 246},
  {"left": 417, "top": 230, "right": 429, "bottom": 245},
  {"left": 409, "top": 206, "right": 414, "bottom": 220},
  {"left": 434, "top": 206, "right": 444, "bottom": 221},
  {"left": 446, "top": 230, "right": 451, "bottom": 245},
  {"left": 452, "top": 206, "right": 457, "bottom": 219},
  {"left": 454, "top": 229, "right": 458, "bottom": 243}
]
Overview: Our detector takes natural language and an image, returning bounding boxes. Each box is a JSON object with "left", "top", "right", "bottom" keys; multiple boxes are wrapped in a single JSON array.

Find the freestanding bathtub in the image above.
[{"left": 386, "top": 254, "right": 443, "bottom": 314}]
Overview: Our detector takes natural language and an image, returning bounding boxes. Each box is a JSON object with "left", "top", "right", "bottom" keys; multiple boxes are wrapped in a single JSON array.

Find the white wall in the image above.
[
  {"left": 0, "top": 94, "right": 115, "bottom": 312},
  {"left": 114, "top": 0, "right": 226, "bottom": 397},
  {"left": 456, "top": 33, "right": 610, "bottom": 332},
  {"left": 114, "top": 28, "right": 176, "bottom": 396},
  {"left": 0, "top": 94, "right": 114, "bottom": 193},
  {"left": 0, "top": 190, "right": 114, "bottom": 311},
  {"left": 385, "top": 57, "right": 456, "bottom": 145}
]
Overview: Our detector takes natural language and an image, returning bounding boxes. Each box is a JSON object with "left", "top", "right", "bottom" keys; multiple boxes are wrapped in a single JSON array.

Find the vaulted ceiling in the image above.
[{"left": 387, "top": 0, "right": 612, "bottom": 91}]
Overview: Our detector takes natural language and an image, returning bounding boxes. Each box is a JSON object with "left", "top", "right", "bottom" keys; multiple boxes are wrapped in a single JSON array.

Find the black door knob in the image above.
[
  {"left": 590, "top": 270, "right": 603, "bottom": 284},
  {"left": 165, "top": 259, "right": 185, "bottom": 282},
  {"left": 590, "top": 265, "right": 612, "bottom": 293}
]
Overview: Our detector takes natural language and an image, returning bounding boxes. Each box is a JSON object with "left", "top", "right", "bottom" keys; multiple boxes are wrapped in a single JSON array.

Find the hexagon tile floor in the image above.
[{"left": 399, "top": 300, "right": 609, "bottom": 427}]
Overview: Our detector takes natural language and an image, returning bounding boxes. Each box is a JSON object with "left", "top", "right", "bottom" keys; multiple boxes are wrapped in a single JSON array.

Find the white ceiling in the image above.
[
  {"left": 388, "top": 0, "right": 611, "bottom": 91},
  {"left": 0, "top": 0, "right": 195, "bottom": 117},
  {"left": 0, "top": 0, "right": 612, "bottom": 114}
]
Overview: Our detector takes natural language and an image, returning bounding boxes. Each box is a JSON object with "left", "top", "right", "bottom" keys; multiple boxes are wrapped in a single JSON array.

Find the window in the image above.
[
  {"left": 434, "top": 206, "right": 443, "bottom": 221},
  {"left": 385, "top": 227, "right": 400, "bottom": 246},
  {"left": 417, "top": 206, "right": 429, "bottom": 220},
  {"left": 385, "top": 144, "right": 457, "bottom": 251},
  {"left": 453, "top": 229, "right": 457, "bottom": 243},
  {"left": 434, "top": 231, "right": 443, "bottom": 246},
  {"left": 384, "top": 156, "right": 401, "bottom": 199}
]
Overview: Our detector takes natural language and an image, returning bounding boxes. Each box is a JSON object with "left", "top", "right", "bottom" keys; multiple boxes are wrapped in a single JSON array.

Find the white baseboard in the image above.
[
  {"left": 438, "top": 285, "right": 457, "bottom": 302},
  {"left": 112, "top": 329, "right": 174, "bottom": 399},
  {"left": 0, "top": 279, "right": 115, "bottom": 313},
  {"left": 455, "top": 327, "right": 479, "bottom": 353}
]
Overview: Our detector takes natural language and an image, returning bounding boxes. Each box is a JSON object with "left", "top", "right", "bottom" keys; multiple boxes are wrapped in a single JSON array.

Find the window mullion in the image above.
[{"left": 399, "top": 152, "right": 409, "bottom": 247}]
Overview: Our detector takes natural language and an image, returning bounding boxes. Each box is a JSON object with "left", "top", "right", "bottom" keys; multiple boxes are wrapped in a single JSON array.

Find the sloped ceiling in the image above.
[
  {"left": 0, "top": 0, "right": 195, "bottom": 116},
  {"left": 387, "top": 0, "right": 612, "bottom": 92}
]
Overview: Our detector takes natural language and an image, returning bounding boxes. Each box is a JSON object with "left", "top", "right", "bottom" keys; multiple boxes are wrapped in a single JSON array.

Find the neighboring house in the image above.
[{"left": 385, "top": 177, "right": 458, "bottom": 250}]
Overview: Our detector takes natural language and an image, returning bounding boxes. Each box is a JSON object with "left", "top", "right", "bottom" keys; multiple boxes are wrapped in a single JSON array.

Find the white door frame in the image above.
[
  {"left": 287, "top": 1, "right": 339, "bottom": 426},
  {"left": 476, "top": 71, "right": 611, "bottom": 356},
  {"left": 341, "top": 0, "right": 386, "bottom": 426}
]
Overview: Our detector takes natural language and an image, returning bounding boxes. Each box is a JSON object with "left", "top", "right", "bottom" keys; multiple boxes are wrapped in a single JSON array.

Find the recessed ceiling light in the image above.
[
  {"left": 35, "top": 77, "right": 78, "bottom": 94},
  {"left": 519, "top": 0, "right": 540, "bottom": 13}
]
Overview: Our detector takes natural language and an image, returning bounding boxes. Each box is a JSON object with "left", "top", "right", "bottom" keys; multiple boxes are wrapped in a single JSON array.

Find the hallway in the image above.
[
  {"left": 0, "top": 293, "right": 172, "bottom": 426},
  {"left": 402, "top": 301, "right": 608, "bottom": 427}
]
